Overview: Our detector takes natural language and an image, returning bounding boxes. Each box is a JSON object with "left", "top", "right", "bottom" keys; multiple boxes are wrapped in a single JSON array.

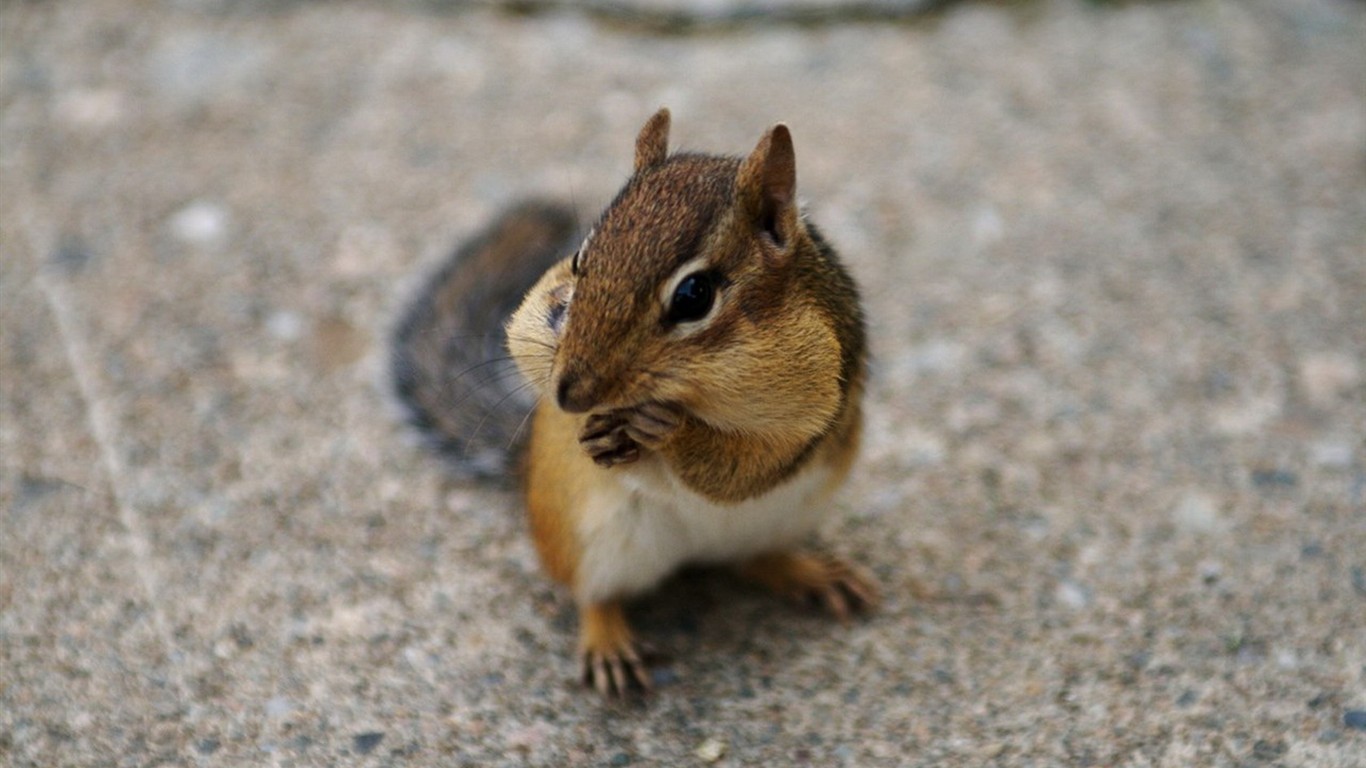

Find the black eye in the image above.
[{"left": 666, "top": 271, "right": 716, "bottom": 324}]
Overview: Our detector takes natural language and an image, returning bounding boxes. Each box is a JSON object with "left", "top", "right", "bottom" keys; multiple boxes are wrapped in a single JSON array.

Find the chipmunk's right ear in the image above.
[
  {"left": 634, "top": 108, "right": 671, "bottom": 172},
  {"left": 737, "top": 123, "right": 799, "bottom": 266}
]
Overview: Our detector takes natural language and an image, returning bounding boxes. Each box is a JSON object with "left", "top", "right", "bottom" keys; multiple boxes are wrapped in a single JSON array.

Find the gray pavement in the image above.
[{"left": 2, "top": 0, "right": 1365, "bottom": 765}]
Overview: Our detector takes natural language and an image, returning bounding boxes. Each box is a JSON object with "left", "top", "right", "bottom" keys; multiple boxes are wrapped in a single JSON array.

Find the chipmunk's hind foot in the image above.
[
  {"left": 579, "top": 601, "right": 654, "bottom": 698},
  {"left": 739, "top": 551, "right": 880, "bottom": 622}
]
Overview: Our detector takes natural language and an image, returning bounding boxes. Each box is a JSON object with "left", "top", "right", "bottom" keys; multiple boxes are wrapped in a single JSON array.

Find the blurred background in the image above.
[{"left": 2, "top": 0, "right": 1364, "bottom": 765}]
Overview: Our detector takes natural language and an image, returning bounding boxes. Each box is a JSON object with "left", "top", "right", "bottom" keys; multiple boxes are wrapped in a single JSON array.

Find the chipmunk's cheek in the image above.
[{"left": 644, "top": 367, "right": 703, "bottom": 413}]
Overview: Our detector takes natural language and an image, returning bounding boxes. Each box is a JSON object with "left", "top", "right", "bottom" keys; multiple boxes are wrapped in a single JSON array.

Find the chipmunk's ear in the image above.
[
  {"left": 634, "top": 108, "right": 671, "bottom": 172},
  {"left": 737, "top": 123, "right": 799, "bottom": 263}
]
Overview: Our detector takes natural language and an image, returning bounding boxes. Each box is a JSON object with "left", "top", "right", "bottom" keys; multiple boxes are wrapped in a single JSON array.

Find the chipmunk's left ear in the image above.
[
  {"left": 634, "top": 108, "right": 671, "bottom": 172},
  {"left": 737, "top": 124, "right": 799, "bottom": 264}
]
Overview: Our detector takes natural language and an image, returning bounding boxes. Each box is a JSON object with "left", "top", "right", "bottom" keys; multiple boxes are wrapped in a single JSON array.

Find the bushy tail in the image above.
[{"left": 391, "top": 201, "right": 578, "bottom": 480}]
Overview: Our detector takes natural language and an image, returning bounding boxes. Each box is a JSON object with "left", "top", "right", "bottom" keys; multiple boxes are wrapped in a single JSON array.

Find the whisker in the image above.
[
  {"left": 463, "top": 378, "right": 541, "bottom": 456},
  {"left": 399, "top": 356, "right": 521, "bottom": 407},
  {"left": 507, "top": 400, "right": 539, "bottom": 453},
  {"left": 427, "top": 368, "right": 531, "bottom": 416},
  {"left": 440, "top": 355, "right": 522, "bottom": 387},
  {"left": 504, "top": 333, "right": 558, "bottom": 352}
]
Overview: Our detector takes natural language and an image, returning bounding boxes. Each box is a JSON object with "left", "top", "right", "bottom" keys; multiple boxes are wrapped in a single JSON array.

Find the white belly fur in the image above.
[{"left": 573, "top": 457, "right": 838, "bottom": 604}]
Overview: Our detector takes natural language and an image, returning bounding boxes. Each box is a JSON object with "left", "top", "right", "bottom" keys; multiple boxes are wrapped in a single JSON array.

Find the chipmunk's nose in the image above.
[{"left": 556, "top": 371, "right": 598, "bottom": 413}]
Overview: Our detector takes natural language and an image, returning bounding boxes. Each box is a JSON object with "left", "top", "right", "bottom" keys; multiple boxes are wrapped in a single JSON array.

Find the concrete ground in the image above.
[{"left": 3, "top": 0, "right": 1364, "bottom": 765}]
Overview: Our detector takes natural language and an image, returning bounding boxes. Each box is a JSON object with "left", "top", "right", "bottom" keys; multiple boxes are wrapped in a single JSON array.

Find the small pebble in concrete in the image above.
[
  {"left": 353, "top": 731, "right": 385, "bottom": 755},
  {"left": 1252, "top": 739, "right": 1286, "bottom": 760},
  {"left": 979, "top": 743, "right": 1007, "bottom": 759},
  {"left": 48, "top": 238, "right": 93, "bottom": 274},
  {"left": 310, "top": 316, "right": 368, "bottom": 371},
  {"left": 1251, "top": 468, "right": 1298, "bottom": 490},
  {"left": 1345, "top": 710, "right": 1366, "bottom": 731},
  {"left": 1310, "top": 439, "right": 1354, "bottom": 468},
  {"left": 1299, "top": 353, "right": 1360, "bottom": 406},
  {"left": 1172, "top": 491, "right": 1225, "bottom": 534},
  {"left": 1211, "top": 395, "right": 1280, "bottom": 436},
  {"left": 1055, "top": 579, "right": 1091, "bottom": 610},
  {"left": 695, "top": 737, "right": 727, "bottom": 763},
  {"left": 264, "top": 697, "right": 293, "bottom": 720},
  {"left": 54, "top": 87, "right": 127, "bottom": 129},
  {"left": 266, "top": 310, "right": 305, "bottom": 342},
  {"left": 1307, "top": 692, "right": 1334, "bottom": 710},
  {"left": 169, "top": 201, "right": 229, "bottom": 246}
]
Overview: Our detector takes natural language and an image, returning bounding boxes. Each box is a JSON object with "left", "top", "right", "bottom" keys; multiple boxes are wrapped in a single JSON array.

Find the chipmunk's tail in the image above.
[{"left": 391, "top": 201, "right": 578, "bottom": 481}]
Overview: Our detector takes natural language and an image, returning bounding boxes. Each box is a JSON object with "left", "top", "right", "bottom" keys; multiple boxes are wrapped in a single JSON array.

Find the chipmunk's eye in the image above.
[
  {"left": 547, "top": 283, "right": 573, "bottom": 333},
  {"left": 547, "top": 299, "right": 567, "bottom": 333},
  {"left": 666, "top": 271, "right": 716, "bottom": 324}
]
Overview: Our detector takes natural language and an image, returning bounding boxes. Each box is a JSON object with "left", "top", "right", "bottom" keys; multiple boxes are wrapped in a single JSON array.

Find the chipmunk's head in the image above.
[{"left": 508, "top": 108, "right": 848, "bottom": 436}]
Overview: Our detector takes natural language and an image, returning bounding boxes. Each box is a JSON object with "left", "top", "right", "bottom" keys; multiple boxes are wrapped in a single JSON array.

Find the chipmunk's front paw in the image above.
[
  {"left": 579, "top": 412, "right": 640, "bottom": 467},
  {"left": 578, "top": 403, "right": 683, "bottom": 467},
  {"left": 616, "top": 402, "right": 683, "bottom": 450}
]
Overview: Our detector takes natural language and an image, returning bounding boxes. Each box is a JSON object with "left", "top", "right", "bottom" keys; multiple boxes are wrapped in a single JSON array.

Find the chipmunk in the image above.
[{"left": 392, "top": 108, "right": 877, "bottom": 697}]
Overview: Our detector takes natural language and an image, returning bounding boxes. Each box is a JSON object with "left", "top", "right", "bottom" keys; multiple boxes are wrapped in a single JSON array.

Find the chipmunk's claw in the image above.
[
  {"left": 807, "top": 558, "right": 880, "bottom": 622},
  {"left": 581, "top": 643, "right": 653, "bottom": 698},
  {"left": 578, "top": 600, "right": 655, "bottom": 698},
  {"left": 618, "top": 402, "right": 683, "bottom": 450},
  {"left": 740, "top": 552, "right": 881, "bottom": 623},
  {"left": 580, "top": 412, "right": 637, "bottom": 466},
  {"left": 578, "top": 403, "right": 683, "bottom": 467}
]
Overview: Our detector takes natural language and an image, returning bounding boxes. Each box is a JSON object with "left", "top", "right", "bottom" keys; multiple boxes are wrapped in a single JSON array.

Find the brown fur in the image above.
[
  {"left": 522, "top": 402, "right": 589, "bottom": 586},
  {"left": 501, "top": 109, "right": 874, "bottom": 696},
  {"left": 546, "top": 120, "right": 865, "bottom": 502}
]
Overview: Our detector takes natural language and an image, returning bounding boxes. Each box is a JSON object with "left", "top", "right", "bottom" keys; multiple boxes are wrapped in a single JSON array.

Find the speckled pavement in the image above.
[{"left": 2, "top": 0, "right": 1364, "bottom": 765}]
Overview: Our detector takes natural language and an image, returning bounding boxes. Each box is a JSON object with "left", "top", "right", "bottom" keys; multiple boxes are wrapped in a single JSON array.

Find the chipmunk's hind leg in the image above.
[
  {"left": 579, "top": 600, "right": 652, "bottom": 697},
  {"left": 738, "top": 551, "right": 880, "bottom": 622}
]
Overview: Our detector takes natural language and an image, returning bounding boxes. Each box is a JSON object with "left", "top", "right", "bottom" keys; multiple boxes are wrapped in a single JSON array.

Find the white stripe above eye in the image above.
[
  {"left": 660, "top": 256, "right": 724, "bottom": 335},
  {"left": 572, "top": 227, "right": 595, "bottom": 274}
]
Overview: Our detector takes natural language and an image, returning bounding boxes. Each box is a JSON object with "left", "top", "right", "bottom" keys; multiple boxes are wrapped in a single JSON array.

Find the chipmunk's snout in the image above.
[{"left": 556, "top": 370, "right": 599, "bottom": 414}]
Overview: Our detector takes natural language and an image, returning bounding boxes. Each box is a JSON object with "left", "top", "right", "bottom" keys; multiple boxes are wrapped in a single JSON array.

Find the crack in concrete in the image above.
[{"left": 22, "top": 217, "right": 193, "bottom": 708}]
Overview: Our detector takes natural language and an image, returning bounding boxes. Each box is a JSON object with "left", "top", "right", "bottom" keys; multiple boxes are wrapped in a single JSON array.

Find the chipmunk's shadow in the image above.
[{"left": 618, "top": 566, "right": 850, "bottom": 696}]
